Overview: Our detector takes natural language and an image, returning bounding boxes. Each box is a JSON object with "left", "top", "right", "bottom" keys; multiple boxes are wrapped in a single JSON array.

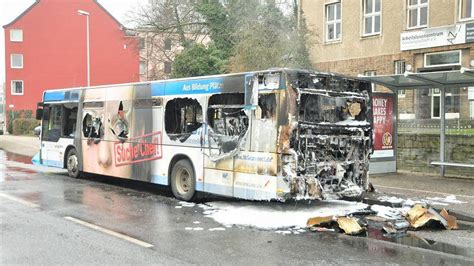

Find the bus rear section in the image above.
[{"left": 277, "top": 71, "right": 373, "bottom": 200}]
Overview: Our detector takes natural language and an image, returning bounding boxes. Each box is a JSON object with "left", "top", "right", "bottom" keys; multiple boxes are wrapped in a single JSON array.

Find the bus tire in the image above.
[
  {"left": 66, "top": 148, "right": 81, "bottom": 178},
  {"left": 170, "top": 159, "right": 196, "bottom": 201}
]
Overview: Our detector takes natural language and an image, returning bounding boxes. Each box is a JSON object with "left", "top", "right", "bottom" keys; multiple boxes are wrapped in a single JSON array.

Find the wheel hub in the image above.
[
  {"left": 176, "top": 169, "right": 191, "bottom": 194},
  {"left": 68, "top": 155, "right": 78, "bottom": 173}
]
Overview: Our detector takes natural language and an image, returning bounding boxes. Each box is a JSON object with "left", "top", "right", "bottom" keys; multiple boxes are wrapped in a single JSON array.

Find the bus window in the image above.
[
  {"left": 207, "top": 93, "right": 249, "bottom": 160},
  {"left": 109, "top": 101, "right": 129, "bottom": 142},
  {"left": 257, "top": 94, "right": 276, "bottom": 119},
  {"left": 42, "top": 105, "right": 62, "bottom": 142},
  {"left": 63, "top": 104, "right": 77, "bottom": 138},
  {"left": 82, "top": 104, "right": 104, "bottom": 143},
  {"left": 165, "top": 98, "right": 202, "bottom": 142}
]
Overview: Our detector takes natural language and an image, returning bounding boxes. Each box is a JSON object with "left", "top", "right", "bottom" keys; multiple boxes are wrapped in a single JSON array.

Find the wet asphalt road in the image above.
[{"left": 1, "top": 150, "right": 474, "bottom": 265}]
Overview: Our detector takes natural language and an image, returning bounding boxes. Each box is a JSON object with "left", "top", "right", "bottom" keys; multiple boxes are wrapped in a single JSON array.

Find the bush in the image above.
[
  {"left": 7, "top": 110, "right": 35, "bottom": 134},
  {"left": 12, "top": 118, "right": 40, "bottom": 135}
]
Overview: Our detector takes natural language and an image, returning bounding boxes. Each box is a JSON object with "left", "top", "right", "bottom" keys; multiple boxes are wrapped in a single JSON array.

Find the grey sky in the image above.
[{"left": 0, "top": 0, "right": 148, "bottom": 86}]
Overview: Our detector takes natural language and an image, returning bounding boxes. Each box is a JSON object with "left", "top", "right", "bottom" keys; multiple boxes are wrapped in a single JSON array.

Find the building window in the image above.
[
  {"left": 408, "top": 0, "right": 428, "bottom": 29},
  {"left": 10, "top": 29, "right": 23, "bottom": 42},
  {"left": 431, "top": 88, "right": 460, "bottom": 119},
  {"left": 460, "top": 0, "right": 474, "bottom": 20},
  {"left": 364, "top": 70, "right": 377, "bottom": 92},
  {"left": 139, "top": 61, "right": 146, "bottom": 75},
  {"left": 164, "top": 61, "right": 172, "bottom": 74},
  {"left": 325, "top": 2, "right": 341, "bottom": 42},
  {"left": 424, "top": 50, "right": 461, "bottom": 67},
  {"left": 363, "top": 0, "right": 381, "bottom": 36},
  {"left": 394, "top": 60, "right": 406, "bottom": 74},
  {"left": 469, "top": 87, "right": 474, "bottom": 118},
  {"left": 394, "top": 60, "right": 406, "bottom": 97},
  {"left": 470, "top": 100, "right": 474, "bottom": 118},
  {"left": 11, "top": 80, "right": 24, "bottom": 95},
  {"left": 11, "top": 54, "right": 23, "bottom": 69},
  {"left": 164, "top": 38, "right": 172, "bottom": 50}
]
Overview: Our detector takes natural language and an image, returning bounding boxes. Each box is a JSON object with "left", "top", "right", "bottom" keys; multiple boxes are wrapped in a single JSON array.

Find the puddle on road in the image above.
[
  {"left": 365, "top": 227, "right": 474, "bottom": 258},
  {"left": 0, "top": 149, "right": 33, "bottom": 165}
]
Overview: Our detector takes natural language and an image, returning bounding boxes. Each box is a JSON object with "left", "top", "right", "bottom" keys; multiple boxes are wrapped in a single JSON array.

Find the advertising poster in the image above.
[{"left": 372, "top": 93, "right": 395, "bottom": 158}]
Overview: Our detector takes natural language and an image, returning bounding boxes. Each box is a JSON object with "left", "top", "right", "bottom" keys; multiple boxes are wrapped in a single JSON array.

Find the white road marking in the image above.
[
  {"left": 0, "top": 192, "right": 40, "bottom": 208},
  {"left": 376, "top": 185, "right": 474, "bottom": 199},
  {"left": 64, "top": 216, "right": 154, "bottom": 248}
]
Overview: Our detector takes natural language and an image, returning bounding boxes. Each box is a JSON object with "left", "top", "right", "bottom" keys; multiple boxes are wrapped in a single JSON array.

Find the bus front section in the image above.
[{"left": 278, "top": 71, "right": 373, "bottom": 200}]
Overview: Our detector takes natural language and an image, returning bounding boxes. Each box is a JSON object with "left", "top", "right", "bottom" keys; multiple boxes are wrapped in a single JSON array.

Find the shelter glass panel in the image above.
[{"left": 444, "top": 88, "right": 474, "bottom": 176}]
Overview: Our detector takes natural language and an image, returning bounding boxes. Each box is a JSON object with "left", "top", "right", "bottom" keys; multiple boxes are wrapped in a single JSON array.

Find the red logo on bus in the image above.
[{"left": 114, "top": 131, "right": 162, "bottom": 166}]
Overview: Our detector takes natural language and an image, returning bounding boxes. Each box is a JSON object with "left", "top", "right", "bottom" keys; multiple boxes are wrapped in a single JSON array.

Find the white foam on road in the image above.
[
  {"left": 426, "top": 195, "right": 467, "bottom": 204},
  {"left": 199, "top": 200, "right": 368, "bottom": 230},
  {"left": 179, "top": 201, "right": 196, "bottom": 208},
  {"left": 377, "top": 194, "right": 466, "bottom": 207}
]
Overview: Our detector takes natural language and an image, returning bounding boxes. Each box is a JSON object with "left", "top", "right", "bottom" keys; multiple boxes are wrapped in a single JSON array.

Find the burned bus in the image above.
[{"left": 35, "top": 68, "right": 372, "bottom": 201}]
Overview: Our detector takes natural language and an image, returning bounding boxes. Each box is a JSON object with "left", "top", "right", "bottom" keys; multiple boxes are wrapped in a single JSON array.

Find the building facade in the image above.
[
  {"left": 302, "top": 0, "right": 474, "bottom": 121},
  {"left": 3, "top": 0, "right": 140, "bottom": 115},
  {"left": 302, "top": 0, "right": 474, "bottom": 176},
  {"left": 137, "top": 31, "right": 210, "bottom": 81}
]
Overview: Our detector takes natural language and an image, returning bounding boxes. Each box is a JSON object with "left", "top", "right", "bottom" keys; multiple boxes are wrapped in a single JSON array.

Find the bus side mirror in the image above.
[{"left": 36, "top": 109, "right": 43, "bottom": 120}]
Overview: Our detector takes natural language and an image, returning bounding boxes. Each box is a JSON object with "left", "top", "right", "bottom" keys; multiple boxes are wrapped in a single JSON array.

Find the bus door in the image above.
[{"left": 41, "top": 103, "right": 78, "bottom": 168}]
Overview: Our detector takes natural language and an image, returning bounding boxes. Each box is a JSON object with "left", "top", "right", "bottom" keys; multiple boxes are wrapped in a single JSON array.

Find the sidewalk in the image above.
[
  {"left": 0, "top": 135, "right": 39, "bottom": 157},
  {"left": 370, "top": 172, "right": 474, "bottom": 221}
]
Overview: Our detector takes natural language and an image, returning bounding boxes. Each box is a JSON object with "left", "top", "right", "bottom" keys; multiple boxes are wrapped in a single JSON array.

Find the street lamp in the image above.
[{"left": 77, "top": 9, "right": 90, "bottom": 87}]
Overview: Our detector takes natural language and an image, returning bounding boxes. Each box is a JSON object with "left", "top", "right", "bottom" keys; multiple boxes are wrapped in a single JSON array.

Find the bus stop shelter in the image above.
[{"left": 359, "top": 68, "right": 474, "bottom": 176}]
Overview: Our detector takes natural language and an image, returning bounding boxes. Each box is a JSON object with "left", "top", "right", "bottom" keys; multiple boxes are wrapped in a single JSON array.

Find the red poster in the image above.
[{"left": 372, "top": 94, "right": 394, "bottom": 157}]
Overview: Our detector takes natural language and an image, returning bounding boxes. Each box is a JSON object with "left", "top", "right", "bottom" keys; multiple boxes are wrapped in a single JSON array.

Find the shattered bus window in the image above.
[
  {"left": 258, "top": 94, "right": 276, "bottom": 119},
  {"left": 207, "top": 93, "right": 249, "bottom": 161},
  {"left": 299, "top": 94, "right": 368, "bottom": 124},
  {"left": 82, "top": 112, "right": 104, "bottom": 144},
  {"left": 109, "top": 101, "right": 129, "bottom": 142},
  {"left": 165, "top": 98, "right": 203, "bottom": 142}
]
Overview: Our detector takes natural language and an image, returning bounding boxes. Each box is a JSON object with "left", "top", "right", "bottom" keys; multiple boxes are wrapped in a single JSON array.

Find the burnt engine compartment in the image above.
[
  {"left": 288, "top": 72, "right": 373, "bottom": 199},
  {"left": 293, "top": 125, "right": 372, "bottom": 198}
]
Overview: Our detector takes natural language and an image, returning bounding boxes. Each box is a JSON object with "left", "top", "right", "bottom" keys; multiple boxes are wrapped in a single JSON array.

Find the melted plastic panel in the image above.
[
  {"left": 281, "top": 72, "right": 373, "bottom": 200},
  {"left": 165, "top": 98, "right": 203, "bottom": 142},
  {"left": 207, "top": 93, "right": 249, "bottom": 161}
]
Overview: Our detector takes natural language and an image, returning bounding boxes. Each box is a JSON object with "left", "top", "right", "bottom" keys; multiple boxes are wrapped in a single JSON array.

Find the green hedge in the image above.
[
  {"left": 12, "top": 118, "right": 40, "bottom": 135},
  {"left": 7, "top": 110, "right": 34, "bottom": 134}
]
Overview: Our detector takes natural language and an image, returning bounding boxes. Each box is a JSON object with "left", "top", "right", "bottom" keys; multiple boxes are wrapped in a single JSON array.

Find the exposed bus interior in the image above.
[
  {"left": 82, "top": 102, "right": 105, "bottom": 144},
  {"left": 42, "top": 103, "right": 78, "bottom": 142},
  {"left": 207, "top": 93, "right": 249, "bottom": 161},
  {"left": 165, "top": 98, "right": 203, "bottom": 142},
  {"left": 282, "top": 72, "right": 372, "bottom": 200}
]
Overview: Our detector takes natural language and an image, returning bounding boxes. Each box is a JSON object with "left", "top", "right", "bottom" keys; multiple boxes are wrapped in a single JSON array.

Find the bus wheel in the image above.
[
  {"left": 66, "top": 148, "right": 81, "bottom": 178},
  {"left": 171, "top": 160, "right": 196, "bottom": 201}
]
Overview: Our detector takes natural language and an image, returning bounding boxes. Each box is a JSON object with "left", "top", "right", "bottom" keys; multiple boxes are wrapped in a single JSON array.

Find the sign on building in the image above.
[{"left": 401, "top": 24, "right": 466, "bottom": 51}]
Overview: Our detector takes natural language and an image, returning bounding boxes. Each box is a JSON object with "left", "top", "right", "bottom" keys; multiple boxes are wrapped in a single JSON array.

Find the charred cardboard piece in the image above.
[
  {"left": 439, "top": 208, "right": 459, "bottom": 230},
  {"left": 406, "top": 204, "right": 458, "bottom": 230},
  {"left": 307, "top": 216, "right": 366, "bottom": 235},
  {"left": 336, "top": 217, "right": 365, "bottom": 235},
  {"left": 307, "top": 216, "right": 335, "bottom": 227}
]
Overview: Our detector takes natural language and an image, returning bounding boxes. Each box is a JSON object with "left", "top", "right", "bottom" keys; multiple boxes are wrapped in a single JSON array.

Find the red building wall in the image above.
[{"left": 3, "top": 0, "right": 139, "bottom": 114}]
